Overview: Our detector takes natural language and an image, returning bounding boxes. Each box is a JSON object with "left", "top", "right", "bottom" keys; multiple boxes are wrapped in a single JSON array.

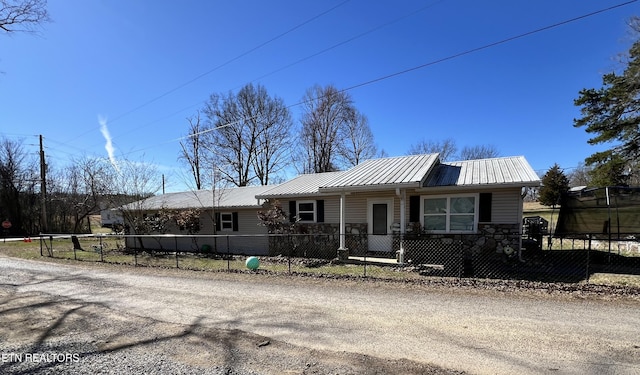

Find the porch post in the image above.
[
  {"left": 398, "top": 188, "right": 406, "bottom": 264},
  {"left": 337, "top": 191, "right": 348, "bottom": 259},
  {"left": 339, "top": 191, "right": 346, "bottom": 249}
]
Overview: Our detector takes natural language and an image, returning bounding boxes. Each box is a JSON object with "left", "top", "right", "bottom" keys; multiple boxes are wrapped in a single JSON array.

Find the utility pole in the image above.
[{"left": 39, "top": 135, "right": 47, "bottom": 233}]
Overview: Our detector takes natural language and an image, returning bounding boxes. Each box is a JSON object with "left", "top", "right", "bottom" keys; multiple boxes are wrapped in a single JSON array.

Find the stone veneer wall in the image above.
[
  {"left": 267, "top": 223, "right": 367, "bottom": 258},
  {"left": 267, "top": 222, "right": 521, "bottom": 261},
  {"left": 402, "top": 223, "right": 521, "bottom": 261}
]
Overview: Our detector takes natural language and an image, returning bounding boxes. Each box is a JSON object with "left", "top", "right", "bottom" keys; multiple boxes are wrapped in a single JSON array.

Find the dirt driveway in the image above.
[{"left": 1, "top": 256, "right": 639, "bottom": 374}]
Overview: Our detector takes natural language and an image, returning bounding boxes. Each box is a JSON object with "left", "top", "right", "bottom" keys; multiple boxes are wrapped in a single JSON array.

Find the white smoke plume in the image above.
[{"left": 99, "top": 115, "right": 120, "bottom": 172}]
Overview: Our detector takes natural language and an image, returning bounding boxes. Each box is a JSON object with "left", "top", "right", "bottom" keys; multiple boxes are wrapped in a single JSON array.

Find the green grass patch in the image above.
[{"left": 588, "top": 273, "right": 640, "bottom": 288}]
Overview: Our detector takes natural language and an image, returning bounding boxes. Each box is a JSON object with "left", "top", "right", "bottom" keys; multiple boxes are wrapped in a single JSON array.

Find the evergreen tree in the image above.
[
  {"left": 574, "top": 17, "right": 640, "bottom": 184},
  {"left": 538, "top": 164, "right": 570, "bottom": 208}
]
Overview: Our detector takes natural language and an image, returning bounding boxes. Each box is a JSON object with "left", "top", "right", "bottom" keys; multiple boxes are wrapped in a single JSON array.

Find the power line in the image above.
[
  {"left": 110, "top": 0, "right": 445, "bottom": 146},
  {"left": 110, "top": 0, "right": 352, "bottom": 124},
  {"left": 237, "top": 0, "right": 446, "bottom": 91},
  {"left": 60, "top": 0, "right": 351, "bottom": 146},
  {"left": 108, "top": 0, "right": 638, "bottom": 159},
  {"left": 339, "top": 0, "right": 639, "bottom": 94}
]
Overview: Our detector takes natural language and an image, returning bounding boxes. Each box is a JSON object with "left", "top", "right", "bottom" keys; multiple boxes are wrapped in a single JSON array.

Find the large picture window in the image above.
[{"left": 422, "top": 195, "right": 477, "bottom": 232}]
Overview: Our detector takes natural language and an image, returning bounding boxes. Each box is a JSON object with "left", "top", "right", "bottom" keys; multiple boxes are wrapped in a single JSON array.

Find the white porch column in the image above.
[
  {"left": 398, "top": 188, "right": 406, "bottom": 264},
  {"left": 338, "top": 191, "right": 347, "bottom": 251}
]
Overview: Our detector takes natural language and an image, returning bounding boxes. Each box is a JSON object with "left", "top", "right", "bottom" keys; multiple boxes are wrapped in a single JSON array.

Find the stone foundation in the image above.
[{"left": 267, "top": 223, "right": 367, "bottom": 259}]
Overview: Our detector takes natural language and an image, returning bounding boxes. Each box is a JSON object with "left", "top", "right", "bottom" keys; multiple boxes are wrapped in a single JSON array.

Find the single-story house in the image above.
[
  {"left": 255, "top": 153, "right": 541, "bottom": 261},
  {"left": 118, "top": 185, "right": 275, "bottom": 255},
  {"left": 119, "top": 153, "right": 541, "bottom": 260}
]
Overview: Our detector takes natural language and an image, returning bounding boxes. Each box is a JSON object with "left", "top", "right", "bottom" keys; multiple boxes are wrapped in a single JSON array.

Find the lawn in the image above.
[{"left": 2, "top": 232, "right": 639, "bottom": 288}]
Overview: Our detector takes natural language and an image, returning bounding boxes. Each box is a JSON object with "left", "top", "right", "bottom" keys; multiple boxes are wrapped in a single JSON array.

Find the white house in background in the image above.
[{"left": 100, "top": 203, "right": 123, "bottom": 228}]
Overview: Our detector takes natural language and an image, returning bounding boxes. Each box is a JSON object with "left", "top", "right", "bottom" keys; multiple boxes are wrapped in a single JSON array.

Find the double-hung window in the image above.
[
  {"left": 297, "top": 201, "right": 316, "bottom": 222},
  {"left": 220, "top": 212, "right": 234, "bottom": 231},
  {"left": 422, "top": 195, "right": 477, "bottom": 232}
]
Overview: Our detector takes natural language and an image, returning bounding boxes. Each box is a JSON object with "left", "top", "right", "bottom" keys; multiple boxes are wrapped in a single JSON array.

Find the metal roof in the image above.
[
  {"left": 320, "top": 154, "right": 439, "bottom": 191},
  {"left": 423, "top": 156, "right": 541, "bottom": 188},
  {"left": 255, "top": 171, "right": 344, "bottom": 198},
  {"left": 132, "top": 155, "right": 541, "bottom": 209},
  {"left": 121, "top": 185, "right": 274, "bottom": 211}
]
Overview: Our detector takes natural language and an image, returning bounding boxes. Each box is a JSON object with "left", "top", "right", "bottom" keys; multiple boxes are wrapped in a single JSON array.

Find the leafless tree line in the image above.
[
  {"left": 0, "top": 136, "right": 160, "bottom": 235},
  {"left": 179, "top": 83, "right": 502, "bottom": 189}
]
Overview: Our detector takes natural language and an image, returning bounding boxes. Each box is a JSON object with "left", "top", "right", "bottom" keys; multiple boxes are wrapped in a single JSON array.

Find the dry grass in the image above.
[
  {"left": 587, "top": 273, "right": 640, "bottom": 287},
  {"left": 2, "top": 239, "right": 639, "bottom": 288}
]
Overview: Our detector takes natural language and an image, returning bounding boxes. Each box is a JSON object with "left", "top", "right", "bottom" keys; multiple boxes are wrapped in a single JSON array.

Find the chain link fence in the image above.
[{"left": 37, "top": 232, "right": 640, "bottom": 284}]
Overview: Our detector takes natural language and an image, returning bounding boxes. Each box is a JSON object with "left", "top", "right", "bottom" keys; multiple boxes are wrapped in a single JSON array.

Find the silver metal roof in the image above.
[
  {"left": 255, "top": 171, "right": 344, "bottom": 198},
  {"left": 125, "top": 155, "right": 540, "bottom": 210},
  {"left": 320, "top": 154, "right": 439, "bottom": 191},
  {"left": 423, "top": 156, "right": 541, "bottom": 188},
  {"left": 122, "top": 185, "right": 274, "bottom": 211}
]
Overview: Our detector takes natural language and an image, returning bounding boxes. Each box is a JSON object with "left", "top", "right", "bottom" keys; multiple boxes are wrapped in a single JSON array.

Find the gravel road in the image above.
[{"left": 1, "top": 256, "right": 639, "bottom": 375}]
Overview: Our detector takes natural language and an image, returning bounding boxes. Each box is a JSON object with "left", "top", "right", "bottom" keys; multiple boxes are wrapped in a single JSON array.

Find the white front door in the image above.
[{"left": 368, "top": 198, "right": 394, "bottom": 252}]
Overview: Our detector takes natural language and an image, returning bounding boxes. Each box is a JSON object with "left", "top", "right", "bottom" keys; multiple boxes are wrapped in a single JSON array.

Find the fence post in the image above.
[
  {"left": 288, "top": 234, "right": 292, "bottom": 274},
  {"left": 39, "top": 234, "right": 43, "bottom": 256},
  {"left": 99, "top": 235, "right": 104, "bottom": 262},
  {"left": 73, "top": 239, "right": 77, "bottom": 260},
  {"left": 134, "top": 238, "right": 138, "bottom": 266},
  {"left": 585, "top": 235, "right": 591, "bottom": 283},
  {"left": 175, "top": 236, "right": 179, "bottom": 269},
  {"left": 49, "top": 236, "right": 53, "bottom": 257},
  {"left": 363, "top": 247, "right": 367, "bottom": 278},
  {"left": 227, "top": 236, "right": 230, "bottom": 272},
  {"left": 457, "top": 240, "right": 463, "bottom": 279}
]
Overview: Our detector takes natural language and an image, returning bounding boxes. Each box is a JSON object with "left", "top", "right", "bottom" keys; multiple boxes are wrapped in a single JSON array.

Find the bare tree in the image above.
[
  {"left": 339, "top": 112, "right": 377, "bottom": 167},
  {"left": 252, "top": 93, "right": 292, "bottom": 185},
  {"left": 107, "top": 156, "right": 161, "bottom": 235},
  {"left": 178, "top": 111, "right": 206, "bottom": 190},
  {"left": 48, "top": 157, "right": 111, "bottom": 233},
  {"left": 0, "top": 136, "right": 38, "bottom": 235},
  {"left": 203, "top": 83, "right": 292, "bottom": 186},
  {"left": 567, "top": 162, "right": 592, "bottom": 187},
  {"left": 407, "top": 138, "right": 458, "bottom": 161},
  {"left": 0, "top": 0, "right": 50, "bottom": 34},
  {"left": 458, "top": 145, "right": 500, "bottom": 160},
  {"left": 299, "top": 84, "right": 357, "bottom": 173}
]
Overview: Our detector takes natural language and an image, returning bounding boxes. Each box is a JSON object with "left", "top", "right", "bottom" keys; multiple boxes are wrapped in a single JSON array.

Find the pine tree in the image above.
[
  {"left": 538, "top": 164, "right": 570, "bottom": 208},
  {"left": 574, "top": 17, "right": 640, "bottom": 185}
]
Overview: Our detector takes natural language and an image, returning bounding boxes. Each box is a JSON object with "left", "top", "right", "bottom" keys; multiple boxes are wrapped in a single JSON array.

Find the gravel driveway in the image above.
[{"left": 1, "top": 256, "right": 639, "bottom": 375}]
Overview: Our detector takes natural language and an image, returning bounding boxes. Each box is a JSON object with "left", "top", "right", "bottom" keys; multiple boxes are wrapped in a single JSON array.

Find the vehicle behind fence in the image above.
[{"left": 38, "top": 232, "right": 640, "bottom": 284}]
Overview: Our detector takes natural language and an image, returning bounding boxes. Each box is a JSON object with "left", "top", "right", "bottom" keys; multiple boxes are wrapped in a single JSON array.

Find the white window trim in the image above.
[
  {"left": 220, "top": 212, "right": 234, "bottom": 231},
  {"left": 297, "top": 200, "right": 316, "bottom": 223},
  {"left": 420, "top": 193, "right": 479, "bottom": 233}
]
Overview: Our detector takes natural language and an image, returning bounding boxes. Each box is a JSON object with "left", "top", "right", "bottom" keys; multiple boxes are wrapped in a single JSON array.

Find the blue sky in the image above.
[{"left": 1, "top": 0, "right": 638, "bottom": 192}]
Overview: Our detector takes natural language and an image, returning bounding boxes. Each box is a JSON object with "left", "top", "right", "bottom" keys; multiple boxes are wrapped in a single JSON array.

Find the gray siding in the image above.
[
  {"left": 280, "top": 187, "right": 523, "bottom": 233},
  {"left": 491, "top": 188, "right": 523, "bottom": 224}
]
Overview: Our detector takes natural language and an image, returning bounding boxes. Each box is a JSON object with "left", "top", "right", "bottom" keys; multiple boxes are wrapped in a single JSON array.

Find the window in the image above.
[
  {"left": 220, "top": 213, "right": 233, "bottom": 231},
  {"left": 297, "top": 201, "right": 316, "bottom": 222},
  {"left": 289, "top": 200, "right": 324, "bottom": 223},
  {"left": 422, "top": 195, "right": 477, "bottom": 232}
]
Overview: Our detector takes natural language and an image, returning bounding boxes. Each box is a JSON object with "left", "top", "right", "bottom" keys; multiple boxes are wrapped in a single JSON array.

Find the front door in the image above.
[{"left": 368, "top": 199, "right": 393, "bottom": 252}]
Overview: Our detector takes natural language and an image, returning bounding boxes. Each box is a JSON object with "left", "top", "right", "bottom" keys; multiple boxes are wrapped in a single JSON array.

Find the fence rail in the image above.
[{"left": 37, "top": 232, "right": 640, "bottom": 284}]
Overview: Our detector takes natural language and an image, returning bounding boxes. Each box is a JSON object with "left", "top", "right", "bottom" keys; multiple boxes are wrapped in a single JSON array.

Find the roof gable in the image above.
[
  {"left": 423, "top": 156, "right": 540, "bottom": 188},
  {"left": 255, "top": 171, "right": 344, "bottom": 198},
  {"left": 320, "top": 154, "right": 439, "bottom": 191}
]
